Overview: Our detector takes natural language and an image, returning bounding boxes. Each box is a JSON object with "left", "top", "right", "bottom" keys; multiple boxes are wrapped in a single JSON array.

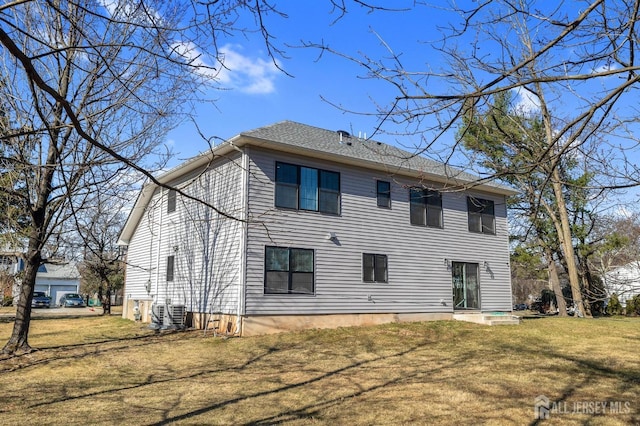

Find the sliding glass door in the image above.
[{"left": 452, "top": 262, "right": 480, "bottom": 310}]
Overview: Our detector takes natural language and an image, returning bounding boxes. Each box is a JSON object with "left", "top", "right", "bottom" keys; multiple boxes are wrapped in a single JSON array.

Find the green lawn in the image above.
[{"left": 0, "top": 315, "right": 638, "bottom": 425}]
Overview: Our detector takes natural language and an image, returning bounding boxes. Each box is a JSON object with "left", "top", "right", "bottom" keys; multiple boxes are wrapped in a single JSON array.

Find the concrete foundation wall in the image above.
[
  {"left": 122, "top": 300, "right": 452, "bottom": 337},
  {"left": 240, "top": 312, "right": 453, "bottom": 336}
]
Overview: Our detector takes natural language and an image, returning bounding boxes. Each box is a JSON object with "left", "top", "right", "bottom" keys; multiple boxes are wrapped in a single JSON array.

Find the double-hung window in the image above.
[
  {"left": 467, "top": 197, "right": 495, "bottom": 234},
  {"left": 265, "top": 246, "right": 315, "bottom": 294},
  {"left": 275, "top": 162, "right": 340, "bottom": 214},
  {"left": 377, "top": 180, "right": 391, "bottom": 208},
  {"left": 409, "top": 188, "right": 443, "bottom": 227},
  {"left": 363, "top": 253, "right": 388, "bottom": 283}
]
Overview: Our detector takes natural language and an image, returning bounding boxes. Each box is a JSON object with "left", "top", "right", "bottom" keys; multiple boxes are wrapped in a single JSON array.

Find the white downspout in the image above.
[{"left": 234, "top": 143, "right": 249, "bottom": 335}]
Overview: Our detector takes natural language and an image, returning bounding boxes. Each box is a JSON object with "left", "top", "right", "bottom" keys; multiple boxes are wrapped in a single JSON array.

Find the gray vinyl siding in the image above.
[
  {"left": 245, "top": 147, "right": 512, "bottom": 315},
  {"left": 124, "top": 153, "right": 244, "bottom": 314}
]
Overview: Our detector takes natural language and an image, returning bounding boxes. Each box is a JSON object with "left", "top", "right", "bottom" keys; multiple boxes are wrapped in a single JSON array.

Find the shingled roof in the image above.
[
  {"left": 37, "top": 262, "right": 80, "bottom": 280},
  {"left": 239, "top": 120, "right": 515, "bottom": 194}
]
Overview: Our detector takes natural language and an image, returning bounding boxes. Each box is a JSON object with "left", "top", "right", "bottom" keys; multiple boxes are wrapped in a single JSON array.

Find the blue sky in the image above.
[
  {"left": 165, "top": 1, "right": 453, "bottom": 166},
  {"left": 162, "top": 1, "right": 640, "bottom": 212}
]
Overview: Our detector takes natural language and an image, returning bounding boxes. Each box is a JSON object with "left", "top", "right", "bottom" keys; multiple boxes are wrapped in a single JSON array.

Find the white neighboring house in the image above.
[
  {"left": 118, "top": 121, "right": 519, "bottom": 335},
  {"left": 0, "top": 251, "right": 23, "bottom": 276},
  {"left": 602, "top": 263, "right": 640, "bottom": 306}
]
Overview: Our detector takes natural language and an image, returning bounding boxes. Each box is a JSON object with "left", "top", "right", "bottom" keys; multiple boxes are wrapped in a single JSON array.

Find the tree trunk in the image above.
[
  {"left": 102, "top": 283, "right": 111, "bottom": 315},
  {"left": 551, "top": 175, "right": 586, "bottom": 317},
  {"left": 2, "top": 246, "right": 41, "bottom": 354},
  {"left": 97, "top": 284, "right": 103, "bottom": 310},
  {"left": 545, "top": 246, "right": 568, "bottom": 317},
  {"left": 580, "top": 274, "right": 594, "bottom": 317}
]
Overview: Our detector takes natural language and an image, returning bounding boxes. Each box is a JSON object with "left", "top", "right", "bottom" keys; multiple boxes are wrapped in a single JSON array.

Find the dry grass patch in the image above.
[{"left": 0, "top": 315, "right": 639, "bottom": 425}]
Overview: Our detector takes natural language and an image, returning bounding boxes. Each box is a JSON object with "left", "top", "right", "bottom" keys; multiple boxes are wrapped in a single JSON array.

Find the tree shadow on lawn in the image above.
[
  {"left": 146, "top": 333, "right": 540, "bottom": 425},
  {"left": 23, "top": 342, "right": 285, "bottom": 411},
  {"left": 14, "top": 323, "right": 480, "bottom": 424},
  {"left": 144, "top": 333, "right": 640, "bottom": 426},
  {"left": 5, "top": 331, "right": 444, "bottom": 424},
  {"left": 0, "top": 329, "right": 195, "bottom": 372},
  {"left": 148, "top": 339, "right": 448, "bottom": 425},
  {"left": 491, "top": 341, "right": 640, "bottom": 426},
  {"left": 8, "top": 320, "right": 638, "bottom": 424}
]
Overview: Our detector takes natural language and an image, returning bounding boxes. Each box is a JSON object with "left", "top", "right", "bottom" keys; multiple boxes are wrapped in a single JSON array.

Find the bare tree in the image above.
[
  {"left": 0, "top": 0, "right": 295, "bottom": 355},
  {"left": 76, "top": 192, "right": 130, "bottom": 315}
]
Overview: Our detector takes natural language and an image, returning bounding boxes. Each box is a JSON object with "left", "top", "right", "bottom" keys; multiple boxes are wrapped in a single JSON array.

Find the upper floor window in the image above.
[
  {"left": 265, "top": 246, "right": 315, "bottom": 294},
  {"left": 275, "top": 162, "right": 340, "bottom": 214},
  {"left": 363, "top": 253, "right": 388, "bottom": 283},
  {"left": 467, "top": 197, "right": 495, "bottom": 234},
  {"left": 410, "top": 188, "right": 443, "bottom": 228},
  {"left": 167, "top": 189, "right": 176, "bottom": 213},
  {"left": 377, "top": 180, "right": 391, "bottom": 208}
]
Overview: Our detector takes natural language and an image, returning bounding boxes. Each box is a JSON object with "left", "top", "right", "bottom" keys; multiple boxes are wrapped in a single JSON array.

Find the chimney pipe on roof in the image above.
[{"left": 337, "top": 130, "right": 350, "bottom": 144}]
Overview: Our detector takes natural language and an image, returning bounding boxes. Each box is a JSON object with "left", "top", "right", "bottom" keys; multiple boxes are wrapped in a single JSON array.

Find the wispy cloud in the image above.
[
  {"left": 614, "top": 205, "right": 633, "bottom": 218},
  {"left": 171, "top": 41, "right": 218, "bottom": 77},
  {"left": 513, "top": 86, "right": 540, "bottom": 115},
  {"left": 171, "top": 42, "right": 279, "bottom": 94},
  {"left": 592, "top": 63, "right": 620, "bottom": 74},
  {"left": 216, "top": 44, "right": 280, "bottom": 94}
]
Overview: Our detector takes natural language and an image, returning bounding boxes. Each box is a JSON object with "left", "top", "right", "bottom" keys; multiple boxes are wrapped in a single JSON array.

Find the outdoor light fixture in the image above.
[{"left": 327, "top": 232, "right": 337, "bottom": 241}]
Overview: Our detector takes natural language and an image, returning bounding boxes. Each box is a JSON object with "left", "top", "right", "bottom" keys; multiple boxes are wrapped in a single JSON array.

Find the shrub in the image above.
[
  {"left": 2, "top": 296, "right": 14, "bottom": 307},
  {"left": 606, "top": 294, "right": 624, "bottom": 316},
  {"left": 625, "top": 294, "right": 640, "bottom": 316}
]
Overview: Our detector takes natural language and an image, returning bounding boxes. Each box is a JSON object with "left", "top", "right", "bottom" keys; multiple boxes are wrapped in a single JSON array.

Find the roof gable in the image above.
[{"left": 36, "top": 262, "right": 80, "bottom": 279}]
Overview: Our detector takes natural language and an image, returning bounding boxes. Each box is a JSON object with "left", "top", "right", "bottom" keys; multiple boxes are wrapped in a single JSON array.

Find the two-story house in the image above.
[{"left": 118, "top": 121, "right": 518, "bottom": 335}]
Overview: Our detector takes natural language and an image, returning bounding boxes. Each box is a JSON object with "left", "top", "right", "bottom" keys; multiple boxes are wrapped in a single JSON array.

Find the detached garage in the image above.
[{"left": 34, "top": 263, "right": 80, "bottom": 307}]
